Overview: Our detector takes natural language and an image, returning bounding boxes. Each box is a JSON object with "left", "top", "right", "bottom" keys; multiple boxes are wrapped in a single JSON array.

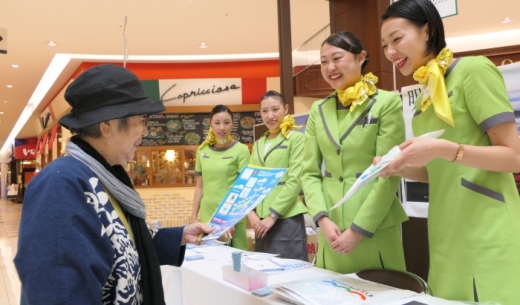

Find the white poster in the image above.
[
  {"left": 400, "top": 84, "right": 422, "bottom": 140},
  {"left": 499, "top": 62, "right": 520, "bottom": 135},
  {"left": 159, "top": 78, "right": 242, "bottom": 106}
]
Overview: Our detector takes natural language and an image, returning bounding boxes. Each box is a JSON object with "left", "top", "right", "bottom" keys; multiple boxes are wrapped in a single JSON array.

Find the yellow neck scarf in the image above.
[
  {"left": 200, "top": 127, "right": 231, "bottom": 148},
  {"left": 269, "top": 114, "right": 302, "bottom": 139},
  {"left": 336, "top": 72, "right": 378, "bottom": 112},
  {"left": 413, "top": 48, "right": 454, "bottom": 126}
]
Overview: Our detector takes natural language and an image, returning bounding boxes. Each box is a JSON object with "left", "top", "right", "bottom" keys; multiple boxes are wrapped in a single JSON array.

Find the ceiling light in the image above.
[
  {"left": 6, "top": 85, "right": 12, "bottom": 88},
  {"left": 12, "top": 64, "right": 19, "bottom": 68},
  {"left": 3, "top": 101, "right": 8, "bottom": 103},
  {"left": 500, "top": 17, "right": 514, "bottom": 23},
  {"left": 0, "top": 112, "right": 4, "bottom": 115},
  {"left": 198, "top": 42, "right": 209, "bottom": 49},
  {"left": 45, "top": 40, "right": 58, "bottom": 47}
]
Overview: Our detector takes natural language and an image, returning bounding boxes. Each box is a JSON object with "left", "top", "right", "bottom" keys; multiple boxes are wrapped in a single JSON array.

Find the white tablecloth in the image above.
[{"left": 161, "top": 246, "right": 466, "bottom": 305}]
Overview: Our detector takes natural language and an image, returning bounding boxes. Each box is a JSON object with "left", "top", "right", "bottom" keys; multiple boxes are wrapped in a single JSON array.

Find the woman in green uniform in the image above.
[
  {"left": 380, "top": 1, "right": 520, "bottom": 304},
  {"left": 247, "top": 90, "right": 308, "bottom": 260},
  {"left": 301, "top": 31, "right": 408, "bottom": 274},
  {"left": 192, "top": 104, "right": 250, "bottom": 250}
]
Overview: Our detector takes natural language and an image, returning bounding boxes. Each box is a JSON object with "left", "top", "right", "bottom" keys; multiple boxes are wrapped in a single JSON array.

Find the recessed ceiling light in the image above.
[
  {"left": 12, "top": 64, "right": 19, "bottom": 68},
  {"left": 500, "top": 17, "right": 514, "bottom": 23},
  {"left": 6, "top": 85, "right": 13, "bottom": 88},
  {"left": 198, "top": 42, "right": 209, "bottom": 49},
  {"left": 0, "top": 112, "right": 4, "bottom": 115},
  {"left": 3, "top": 100, "right": 8, "bottom": 103},
  {"left": 46, "top": 40, "right": 58, "bottom": 47}
]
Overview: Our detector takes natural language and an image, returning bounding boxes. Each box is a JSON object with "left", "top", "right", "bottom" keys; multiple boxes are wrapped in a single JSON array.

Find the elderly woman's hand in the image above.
[{"left": 181, "top": 222, "right": 214, "bottom": 245}]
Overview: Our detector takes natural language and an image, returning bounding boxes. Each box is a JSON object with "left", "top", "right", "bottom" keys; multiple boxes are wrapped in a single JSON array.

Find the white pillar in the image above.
[{"left": 0, "top": 151, "right": 6, "bottom": 199}]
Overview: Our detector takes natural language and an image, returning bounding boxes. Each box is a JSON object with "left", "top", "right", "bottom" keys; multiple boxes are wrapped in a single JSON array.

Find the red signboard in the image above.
[{"left": 14, "top": 144, "right": 37, "bottom": 159}]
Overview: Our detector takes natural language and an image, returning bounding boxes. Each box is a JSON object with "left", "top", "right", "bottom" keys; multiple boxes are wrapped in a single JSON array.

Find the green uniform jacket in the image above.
[
  {"left": 195, "top": 141, "right": 250, "bottom": 250},
  {"left": 301, "top": 89, "right": 408, "bottom": 273},
  {"left": 250, "top": 131, "right": 307, "bottom": 219},
  {"left": 413, "top": 56, "right": 520, "bottom": 305}
]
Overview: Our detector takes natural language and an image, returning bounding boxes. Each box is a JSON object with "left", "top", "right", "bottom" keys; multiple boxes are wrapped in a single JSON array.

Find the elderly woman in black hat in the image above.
[{"left": 14, "top": 64, "right": 213, "bottom": 305}]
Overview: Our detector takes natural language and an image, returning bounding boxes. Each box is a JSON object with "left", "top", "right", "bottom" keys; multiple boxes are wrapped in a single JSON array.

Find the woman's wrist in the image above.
[{"left": 437, "top": 139, "right": 460, "bottom": 161}]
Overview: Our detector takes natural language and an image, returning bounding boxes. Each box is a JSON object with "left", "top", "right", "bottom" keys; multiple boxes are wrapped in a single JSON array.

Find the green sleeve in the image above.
[
  {"left": 195, "top": 147, "right": 203, "bottom": 176},
  {"left": 269, "top": 132, "right": 305, "bottom": 216},
  {"left": 237, "top": 144, "right": 250, "bottom": 173},
  {"left": 463, "top": 56, "right": 514, "bottom": 132},
  {"left": 352, "top": 92, "right": 405, "bottom": 236},
  {"left": 301, "top": 102, "right": 328, "bottom": 221}
]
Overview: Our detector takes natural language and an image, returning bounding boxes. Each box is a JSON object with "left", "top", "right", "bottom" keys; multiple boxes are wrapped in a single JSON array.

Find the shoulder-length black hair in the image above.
[
  {"left": 381, "top": 0, "right": 446, "bottom": 57},
  {"left": 321, "top": 31, "right": 370, "bottom": 73}
]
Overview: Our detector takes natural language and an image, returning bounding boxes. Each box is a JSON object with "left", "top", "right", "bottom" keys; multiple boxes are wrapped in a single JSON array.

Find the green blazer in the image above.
[
  {"left": 250, "top": 131, "right": 308, "bottom": 219},
  {"left": 301, "top": 89, "right": 408, "bottom": 237}
]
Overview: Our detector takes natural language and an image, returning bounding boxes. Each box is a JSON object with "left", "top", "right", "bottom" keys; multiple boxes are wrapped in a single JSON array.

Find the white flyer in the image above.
[{"left": 329, "top": 130, "right": 444, "bottom": 211}]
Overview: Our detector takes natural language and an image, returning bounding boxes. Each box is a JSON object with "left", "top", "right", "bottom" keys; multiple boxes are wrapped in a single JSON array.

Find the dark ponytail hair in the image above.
[
  {"left": 381, "top": 0, "right": 446, "bottom": 57},
  {"left": 209, "top": 104, "right": 233, "bottom": 120},
  {"left": 322, "top": 31, "right": 370, "bottom": 73},
  {"left": 259, "top": 90, "right": 286, "bottom": 106}
]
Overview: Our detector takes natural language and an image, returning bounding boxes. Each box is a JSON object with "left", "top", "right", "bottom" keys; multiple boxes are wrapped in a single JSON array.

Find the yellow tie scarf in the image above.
[
  {"left": 413, "top": 48, "right": 454, "bottom": 126},
  {"left": 200, "top": 127, "right": 231, "bottom": 148},
  {"left": 269, "top": 114, "right": 302, "bottom": 139},
  {"left": 336, "top": 72, "right": 378, "bottom": 112}
]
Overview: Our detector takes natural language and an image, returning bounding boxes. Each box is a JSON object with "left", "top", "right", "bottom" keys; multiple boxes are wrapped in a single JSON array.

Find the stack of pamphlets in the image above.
[{"left": 272, "top": 275, "right": 417, "bottom": 305}]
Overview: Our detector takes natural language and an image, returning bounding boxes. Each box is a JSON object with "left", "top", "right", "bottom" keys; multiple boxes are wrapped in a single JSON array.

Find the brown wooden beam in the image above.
[{"left": 277, "top": 0, "right": 295, "bottom": 114}]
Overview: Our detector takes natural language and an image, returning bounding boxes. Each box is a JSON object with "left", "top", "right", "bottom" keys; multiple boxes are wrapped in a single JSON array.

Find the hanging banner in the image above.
[
  {"left": 39, "top": 133, "right": 49, "bottom": 154},
  {"left": 391, "top": 0, "right": 458, "bottom": 18},
  {"left": 47, "top": 125, "right": 59, "bottom": 149}
]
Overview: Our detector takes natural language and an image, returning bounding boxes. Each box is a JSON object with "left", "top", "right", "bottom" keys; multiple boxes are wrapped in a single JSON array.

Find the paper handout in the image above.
[
  {"left": 198, "top": 165, "right": 287, "bottom": 242},
  {"left": 329, "top": 130, "right": 444, "bottom": 211}
]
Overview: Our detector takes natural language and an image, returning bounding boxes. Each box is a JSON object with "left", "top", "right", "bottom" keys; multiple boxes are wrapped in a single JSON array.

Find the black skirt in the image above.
[{"left": 254, "top": 213, "right": 308, "bottom": 261}]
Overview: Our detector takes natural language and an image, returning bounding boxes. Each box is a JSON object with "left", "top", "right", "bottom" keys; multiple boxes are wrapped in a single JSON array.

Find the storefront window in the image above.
[
  {"left": 127, "top": 150, "right": 152, "bottom": 187},
  {"left": 151, "top": 149, "right": 183, "bottom": 185},
  {"left": 126, "top": 145, "right": 251, "bottom": 188}
]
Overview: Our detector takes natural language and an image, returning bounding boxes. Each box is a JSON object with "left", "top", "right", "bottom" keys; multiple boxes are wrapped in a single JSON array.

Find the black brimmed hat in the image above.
[{"left": 59, "top": 64, "right": 165, "bottom": 129}]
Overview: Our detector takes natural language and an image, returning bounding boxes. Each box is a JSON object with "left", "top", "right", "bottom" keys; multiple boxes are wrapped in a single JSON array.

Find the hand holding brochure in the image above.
[
  {"left": 198, "top": 165, "right": 287, "bottom": 242},
  {"left": 329, "top": 130, "right": 444, "bottom": 211}
]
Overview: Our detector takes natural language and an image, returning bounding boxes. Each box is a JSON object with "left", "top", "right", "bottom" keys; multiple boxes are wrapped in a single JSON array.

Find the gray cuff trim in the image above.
[
  {"left": 461, "top": 178, "right": 505, "bottom": 203},
  {"left": 194, "top": 171, "right": 202, "bottom": 176},
  {"left": 479, "top": 112, "right": 515, "bottom": 133},
  {"left": 268, "top": 207, "right": 283, "bottom": 219},
  {"left": 313, "top": 211, "right": 329, "bottom": 226},
  {"left": 351, "top": 223, "right": 374, "bottom": 238},
  {"left": 323, "top": 171, "right": 332, "bottom": 178},
  {"left": 277, "top": 181, "right": 286, "bottom": 185}
]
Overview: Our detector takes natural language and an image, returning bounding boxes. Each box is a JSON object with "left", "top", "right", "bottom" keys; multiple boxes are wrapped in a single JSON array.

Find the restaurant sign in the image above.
[{"left": 157, "top": 78, "right": 242, "bottom": 106}]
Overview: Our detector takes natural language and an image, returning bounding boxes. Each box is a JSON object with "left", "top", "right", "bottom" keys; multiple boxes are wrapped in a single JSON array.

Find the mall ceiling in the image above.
[{"left": 0, "top": 0, "right": 518, "bottom": 150}]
